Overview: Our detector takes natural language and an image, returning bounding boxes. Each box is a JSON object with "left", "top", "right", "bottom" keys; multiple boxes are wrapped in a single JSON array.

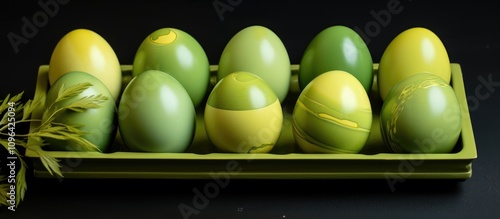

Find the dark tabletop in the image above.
[{"left": 1, "top": 0, "right": 499, "bottom": 218}]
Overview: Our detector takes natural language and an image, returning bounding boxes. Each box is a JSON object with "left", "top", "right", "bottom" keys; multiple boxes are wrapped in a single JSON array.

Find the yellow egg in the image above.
[
  {"left": 48, "top": 28, "right": 122, "bottom": 101},
  {"left": 378, "top": 27, "right": 451, "bottom": 100}
]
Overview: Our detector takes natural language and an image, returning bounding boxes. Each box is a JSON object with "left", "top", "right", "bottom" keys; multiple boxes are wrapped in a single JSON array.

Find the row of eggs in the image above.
[{"left": 44, "top": 25, "right": 462, "bottom": 154}]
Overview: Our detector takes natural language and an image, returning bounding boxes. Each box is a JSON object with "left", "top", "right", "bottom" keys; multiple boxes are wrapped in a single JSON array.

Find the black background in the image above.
[{"left": 1, "top": 0, "right": 499, "bottom": 218}]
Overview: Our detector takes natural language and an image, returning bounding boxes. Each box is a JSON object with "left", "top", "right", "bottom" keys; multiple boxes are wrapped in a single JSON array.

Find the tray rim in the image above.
[{"left": 25, "top": 63, "right": 477, "bottom": 179}]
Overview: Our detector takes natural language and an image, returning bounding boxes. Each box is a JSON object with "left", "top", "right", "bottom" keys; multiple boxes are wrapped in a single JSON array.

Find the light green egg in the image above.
[
  {"left": 217, "top": 25, "right": 291, "bottom": 103},
  {"left": 118, "top": 70, "right": 196, "bottom": 153},
  {"left": 45, "top": 71, "right": 117, "bottom": 152}
]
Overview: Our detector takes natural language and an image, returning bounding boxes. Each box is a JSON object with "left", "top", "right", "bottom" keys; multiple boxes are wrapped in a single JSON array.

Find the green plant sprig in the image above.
[{"left": 0, "top": 82, "right": 109, "bottom": 208}]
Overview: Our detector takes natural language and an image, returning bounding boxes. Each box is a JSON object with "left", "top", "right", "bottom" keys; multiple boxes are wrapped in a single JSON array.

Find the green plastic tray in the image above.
[{"left": 26, "top": 63, "right": 477, "bottom": 179}]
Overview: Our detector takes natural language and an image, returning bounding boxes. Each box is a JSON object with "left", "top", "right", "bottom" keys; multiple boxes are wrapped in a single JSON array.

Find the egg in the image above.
[
  {"left": 118, "top": 70, "right": 196, "bottom": 153},
  {"left": 48, "top": 28, "right": 122, "bottom": 101},
  {"left": 378, "top": 27, "right": 451, "bottom": 100},
  {"left": 217, "top": 25, "right": 291, "bottom": 103},
  {"left": 298, "top": 25, "right": 373, "bottom": 92},
  {"left": 132, "top": 27, "right": 210, "bottom": 108},
  {"left": 292, "top": 70, "right": 372, "bottom": 153},
  {"left": 44, "top": 71, "right": 117, "bottom": 152},
  {"left": 380, "top": 73, "right": 462, "bottom": 153},
  {"left": 204, "top": 71, "right": 283, "bottom": 153}
]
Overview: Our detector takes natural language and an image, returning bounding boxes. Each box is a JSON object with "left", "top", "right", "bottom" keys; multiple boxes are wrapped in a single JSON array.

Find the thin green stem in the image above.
[
  {"left": 0, "top": 119, "right": 43, "bottom": 133},
  {"left": 0, "top": 132, "right": 29, "bottom": 137}
]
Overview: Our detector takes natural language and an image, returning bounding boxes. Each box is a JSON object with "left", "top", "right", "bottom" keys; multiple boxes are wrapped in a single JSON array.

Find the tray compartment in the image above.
[{"left": 26, "top": 64, "right": 477, "bottom": 179}]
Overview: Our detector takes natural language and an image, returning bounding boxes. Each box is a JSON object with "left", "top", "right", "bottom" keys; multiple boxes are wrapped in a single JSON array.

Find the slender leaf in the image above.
[
  {"left": 54, "top": 122, "right": 88, "bottom": 136},
  {"left": 25, "top": 136, "right": 45, "bottom": 149},
  {"left": 55, "top": 82, "right": 93, "bottom": 103},
  {"left": 15, "top": 162, "right": 27, "bottom": 206},
  {"left": 21, "top": 99, "right": 32, "bottom": 120},
  {"left": 39, "top": 154, "right": 62, "bottom": 178},
  {"left": 58, "top": 131, "right": 101, "bottom": 152},
  {"left": 31, "top": 131, "right": 70, "bottom": 141},
  {"left": 9, "top": 91, "right": 24, "bottom": 104},
  {"left": 0, "top": 112, "right": 8, "bottom": 126},
  {"left": 0, "top": 176, "right": 9, "bottom": 206},
  {"left": 0, "top": 139, "right": 21, "bottom": 157},
  {"left": 40, "top": 107, "right": 54, "bottom": 129},
  {"left": 0, "top": 139, "right": 9, "bottom": 151},
  {"left": 38, "top": 126, "right": 67, "bottom": 135},
  {"left": 23, "top": 94, "right": 45, "bottom": 120},
  {"left": 57, "top": 83, "right": 65, "bottom": 99},
  {"left": 0, "top": 94, "right": 11, "bottom": 114},
  {"left": 65, "top": 94, "right": 108, "bottom": 112}
]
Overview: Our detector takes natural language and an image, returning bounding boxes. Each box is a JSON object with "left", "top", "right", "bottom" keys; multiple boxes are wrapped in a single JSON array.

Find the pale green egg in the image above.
[
  {"left": 45, "top": 71, "right": 117, "bottom": 152},
  {"left": 217, "top": 25, "right": 291, "bottom": 103},
  {"left": 118, "top": 70, "right": 196, "bottom": 153}
]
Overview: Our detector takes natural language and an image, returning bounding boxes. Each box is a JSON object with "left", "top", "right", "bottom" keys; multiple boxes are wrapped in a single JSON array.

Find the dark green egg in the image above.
[{"left": 298, "top": 25, "right": 373, "bottom": 92}]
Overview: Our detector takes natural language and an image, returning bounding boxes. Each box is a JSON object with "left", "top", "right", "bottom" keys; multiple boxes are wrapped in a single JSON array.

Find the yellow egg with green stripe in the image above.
[
  {"left": 204, "top": 71, "right": 283, "bottom": 153},
  {"left": 292, "top": 70, "right": 372, "bottom": 153}
]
